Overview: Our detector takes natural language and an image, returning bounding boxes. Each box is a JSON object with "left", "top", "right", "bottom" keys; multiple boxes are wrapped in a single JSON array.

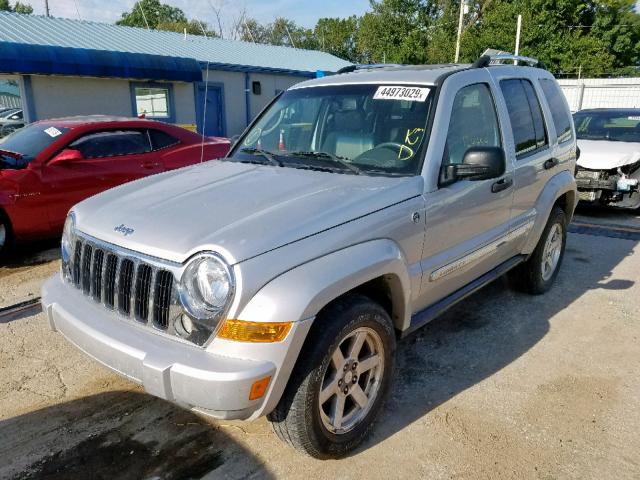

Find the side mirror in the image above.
[
  {"left": 443, "top": 146, "right": 506, "bottom": 183},
  {"left": 50, "top": 149, "right": 84, "bottom": 165}
]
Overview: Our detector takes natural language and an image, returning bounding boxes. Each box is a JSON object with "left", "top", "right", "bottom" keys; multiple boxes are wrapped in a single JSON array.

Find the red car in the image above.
[{"left": 0, "top": 116, "right": 230, "bottom": 253}]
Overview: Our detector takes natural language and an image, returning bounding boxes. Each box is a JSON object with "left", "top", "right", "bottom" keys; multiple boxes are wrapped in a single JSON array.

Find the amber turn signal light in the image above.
[
  {"left": 249, "top": 376, "right": 272, "bottom": 401},
  {"left": 217, "top": 319, "right": 292, "bottom": 343}
]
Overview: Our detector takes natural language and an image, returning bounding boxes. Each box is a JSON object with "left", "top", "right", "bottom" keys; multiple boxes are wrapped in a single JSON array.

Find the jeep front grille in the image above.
[{"left": 68, "top": 235, "right": 176, "bottom": 330}]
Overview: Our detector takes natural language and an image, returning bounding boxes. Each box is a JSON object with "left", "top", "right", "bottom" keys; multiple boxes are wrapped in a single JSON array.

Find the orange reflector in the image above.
[
  {"left": 249, "top": 376, "right": 271, "bottom": 400},
  {"left": 218, "top": 319, "right": 292, "bottom": 343}
]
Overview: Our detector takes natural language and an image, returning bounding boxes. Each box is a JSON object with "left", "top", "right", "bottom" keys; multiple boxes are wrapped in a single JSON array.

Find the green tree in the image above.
[
  {"left": 461, "top": 0, "right": 639, "bottom": 75},
  {"left": 0, "top": 0, "right": 33, "bottom": 13},
  {"left": 117, "top": 0, "right": 187, "bottom": 28},
  {"left": 116, "top": 0, "right": 217, "bottom": 37},
  {"left": 156, "top": 19, "right": 217, "bottom": 37},
  {"left": 314, "top": 16, "right": 361, "bottom": 62}
]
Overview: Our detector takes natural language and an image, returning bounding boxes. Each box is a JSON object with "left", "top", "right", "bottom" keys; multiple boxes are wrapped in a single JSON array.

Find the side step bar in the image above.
[{"left": 403, "top": 255, "right": 525, "bottom": 338}]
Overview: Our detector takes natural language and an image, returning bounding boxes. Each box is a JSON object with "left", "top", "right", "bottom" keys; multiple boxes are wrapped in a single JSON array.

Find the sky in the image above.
[{"left": 28, "top": 0, "right": 372, "bottom": 29}]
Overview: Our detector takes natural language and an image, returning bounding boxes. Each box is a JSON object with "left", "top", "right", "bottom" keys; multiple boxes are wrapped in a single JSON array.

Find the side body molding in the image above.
[{"left": 238, "top": 239, "right": 412, "bottom": 330}]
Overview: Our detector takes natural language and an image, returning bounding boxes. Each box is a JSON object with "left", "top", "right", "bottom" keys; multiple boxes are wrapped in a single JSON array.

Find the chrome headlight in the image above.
[
  {"left": 61, "top": 212, "right": 75, "bottom": 279},
  {"left": 179, "top": 253, "right": 234, "bottom": 326}
]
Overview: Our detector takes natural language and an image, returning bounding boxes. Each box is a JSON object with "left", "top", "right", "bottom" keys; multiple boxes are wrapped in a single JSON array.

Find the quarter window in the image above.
[
  {"left": 443, "top": 83, "right": 502, "bottom": 165},
  {"left": 70, "top": 130, "right": 151, "bottom": 159},
  {"left": 500, "top": 79, "right": 548, "bottom": 158},
  {"left": 148, "top": 129, "right": 179, "bottom": 150},
  {"left": 539, "top": 79, "right": 573, "bottom": 143}
]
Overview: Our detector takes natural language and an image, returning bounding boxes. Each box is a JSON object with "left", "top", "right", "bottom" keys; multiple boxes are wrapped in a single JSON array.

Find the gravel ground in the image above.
[{"left": 0, "top": 210, "right": 638, "bottom": 480}]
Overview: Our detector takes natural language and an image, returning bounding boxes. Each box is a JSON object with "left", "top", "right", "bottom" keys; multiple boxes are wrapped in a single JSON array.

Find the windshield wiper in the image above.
[
  {"left": 286, "top": 151, "right": 363, "bottom": 175},
  {"left": 240, "top": 148, "right": 283, "bottom": 167}
]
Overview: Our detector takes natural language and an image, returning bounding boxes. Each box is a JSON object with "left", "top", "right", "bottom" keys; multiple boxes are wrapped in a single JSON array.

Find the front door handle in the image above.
[
  {"left": 141, "top": 162, "right": 161, "bottom": 169},
  {"left": 544, "top": 158, "right": 559, "bottom": 170},
  {"left": 491, "top": 177, "right": 513, "bottom": 193}
]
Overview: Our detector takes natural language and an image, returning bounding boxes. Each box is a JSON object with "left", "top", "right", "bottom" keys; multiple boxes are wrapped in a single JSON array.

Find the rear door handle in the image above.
[
  {"left": 544, "top": 158, "right": 559, "bottom": 170},
  {"left": 491, "top": 177, "right": 513, "bottom": 193},
  {"left": 141, "top": 162, "right": 161, "bottom": 169}
]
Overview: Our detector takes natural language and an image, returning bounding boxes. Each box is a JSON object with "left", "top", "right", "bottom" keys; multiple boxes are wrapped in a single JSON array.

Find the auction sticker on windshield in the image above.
[
  {"left": 44, "top": 126, "right": 63, "bottom": 137},
  {"left": 374, "top": 86, "right": 429, "bottom": 102}
]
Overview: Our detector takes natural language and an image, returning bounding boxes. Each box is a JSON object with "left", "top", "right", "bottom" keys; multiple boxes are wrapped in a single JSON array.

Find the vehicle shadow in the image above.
[
  {"left": 365, "top": 231, "right": 637, "bottom": 453},
  {"left": 0, "top": 239, "right": 60, "bottom": 269},
  {"left": 0, "top": 390, "right": 275, "bottom": 480}
]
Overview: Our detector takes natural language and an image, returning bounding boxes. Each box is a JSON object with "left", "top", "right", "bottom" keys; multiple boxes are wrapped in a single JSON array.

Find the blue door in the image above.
[{"left": 195, "top": 83, "right": 225, "bottom": 137}]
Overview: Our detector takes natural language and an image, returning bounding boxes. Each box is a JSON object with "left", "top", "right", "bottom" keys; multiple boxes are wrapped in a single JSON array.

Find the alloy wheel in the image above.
[
  {"left": 541, "top": 222, "right": 563, "bottom": 281},
  {"left": 318, "top": 327, "right": 385, "bottom": 435}
]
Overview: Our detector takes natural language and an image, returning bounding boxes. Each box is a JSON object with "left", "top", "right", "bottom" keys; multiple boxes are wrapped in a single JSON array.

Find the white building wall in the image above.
[
  {"left": 247, "top": 73, "right": 305, "bottom": 119},
  {"left": 29, "top": 75, "right": 196, "bottom": 123}
]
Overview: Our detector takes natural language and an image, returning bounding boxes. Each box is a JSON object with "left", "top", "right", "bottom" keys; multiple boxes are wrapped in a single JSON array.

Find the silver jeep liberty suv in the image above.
[{"left": 42, "top": 54, "right": 578, "bottom": 459}]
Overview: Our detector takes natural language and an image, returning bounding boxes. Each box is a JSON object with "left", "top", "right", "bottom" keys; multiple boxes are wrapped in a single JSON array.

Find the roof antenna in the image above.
[
  {"left": 284, "top": 23, "right": 297, "bottom": 48},
  {"left": 72, "top": 0, "right": 82, "bottom": 20},
  {"left": 137, "top": 2, "right": 150, "bottom": 30},
  {"left": 197, "top": 19, "right": 211, "bottom": 163}
]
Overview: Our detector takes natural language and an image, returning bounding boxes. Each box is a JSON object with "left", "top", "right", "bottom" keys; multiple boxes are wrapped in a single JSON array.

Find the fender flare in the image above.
[
  {"left": 238, "top": 238, "right": 412, "bottom": 330},
  {"left": 523, "top": 170, "right": 577, "bottom": 254}
]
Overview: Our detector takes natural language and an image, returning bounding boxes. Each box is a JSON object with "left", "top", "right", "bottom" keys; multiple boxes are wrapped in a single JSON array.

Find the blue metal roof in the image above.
[
  {"left": 0, "top": 12, "right": 352, "bottom": 76},
  {"left": 0, "top": 42, "right": 203, "bottom": 82}
]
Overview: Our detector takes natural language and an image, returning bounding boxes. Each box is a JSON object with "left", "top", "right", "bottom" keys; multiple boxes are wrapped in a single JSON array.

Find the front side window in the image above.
[
  {"left": 539, "top": 79, "right": 573, "bottom": 143},
  {"left": 573, "top": 110, "right": 640, "bottom": 143},
  {"left": 134, "top": 87, "right": 170, "bottom": 118},
  {"left": 443, "top": 83, "right": 501, "bottom": 165},
  {"left": 70, "top": 130, "right": 151, "bottom": 159},
  {"left": 230, "top": 84, "right": 434, "bottom": 176},
  {"left": 500, "top": 79, "right": 548, "bottom": 158}
]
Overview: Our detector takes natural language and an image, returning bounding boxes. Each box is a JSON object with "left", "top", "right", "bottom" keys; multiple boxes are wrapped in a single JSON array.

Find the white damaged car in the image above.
[{"left": 574, "top": 108, "right": 640, "bottom": 209}]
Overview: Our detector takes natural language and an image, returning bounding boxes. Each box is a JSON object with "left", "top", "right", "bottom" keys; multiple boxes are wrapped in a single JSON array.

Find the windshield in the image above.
[
  {"left": 230, "top": 84, "right": 433, "bottom": 176},
  {"left": 573, "top": 111, "right": 640, "bottom": 142},
  {"left": 0, "top": 122, "right": 69, "bottom": 168}
]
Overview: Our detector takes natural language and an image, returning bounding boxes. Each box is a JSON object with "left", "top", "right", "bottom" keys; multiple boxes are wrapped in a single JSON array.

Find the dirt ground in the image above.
[{"left": 0, "top": 206, "right": 638, "bottom": 480}]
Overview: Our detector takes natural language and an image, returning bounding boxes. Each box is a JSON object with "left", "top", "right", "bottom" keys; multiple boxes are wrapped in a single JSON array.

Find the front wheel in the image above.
[
  {"left": 509, "top": 206, "right": 567, "bottom": 294},
  {"left": 268, "top": 294, "right": 396, "bottom": 459},
  {"left": 0, "top": 215, "right": 11, "bottom": 258}
]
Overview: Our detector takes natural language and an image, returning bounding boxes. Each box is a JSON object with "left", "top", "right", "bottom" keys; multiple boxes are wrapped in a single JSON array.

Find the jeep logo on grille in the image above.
[{"left": 114, "top": 224, "right": 135, "bottom": 236}]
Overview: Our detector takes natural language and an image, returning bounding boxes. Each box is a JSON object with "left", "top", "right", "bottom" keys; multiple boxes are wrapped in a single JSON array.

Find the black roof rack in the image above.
[
  {"left": 472, "top": 54, "right": 546, "bottom": 70},
  {"left": 336, "top": 63, "right": 403, "bottom": 74}
]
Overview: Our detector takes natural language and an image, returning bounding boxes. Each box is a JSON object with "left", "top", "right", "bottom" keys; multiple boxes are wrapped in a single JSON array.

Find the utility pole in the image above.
[
  {"left": 44, "top": 0, "right": 50, "bottom": 17},
  {"left": 454, "top": 0, "right": 465, "bottom": 63},
  {"left": 514, "top": 14, "right": 522, "bottom": 65}
]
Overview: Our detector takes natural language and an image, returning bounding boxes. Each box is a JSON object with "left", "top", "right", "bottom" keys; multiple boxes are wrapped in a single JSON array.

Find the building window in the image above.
[{"left": 130, "top": 83, "right": 175, "bottom": 122}]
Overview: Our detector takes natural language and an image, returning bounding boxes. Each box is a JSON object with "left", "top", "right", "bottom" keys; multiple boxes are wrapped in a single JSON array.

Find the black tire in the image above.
[
  {"left": 509, "top": 206, "right": 567, "bottom": 294},
  {"left": 0, "top": 212, "right": 12, "bottom": 259},
  {"left": 268, "top": 294, "right": 396, "bottom": 459}
]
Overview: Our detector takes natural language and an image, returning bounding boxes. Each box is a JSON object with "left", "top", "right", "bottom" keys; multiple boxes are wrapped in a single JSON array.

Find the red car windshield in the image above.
[{"left": 0, "top": 123, "right": 70, "bottom": 168}]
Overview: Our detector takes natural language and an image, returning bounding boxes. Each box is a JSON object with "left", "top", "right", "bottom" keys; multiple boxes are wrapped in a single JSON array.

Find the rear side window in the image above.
[
  {"left": 500, "top": 79, "right": 548, "bottom": 158},
  {"left": 148, "top": 129, "right": 180, "bottom": 150},
  {"left": 70, "top": 130, "right": 151, "bottom": 159},
  {"left": 539, "top": 79, "right": 573, "bottom": 143}
]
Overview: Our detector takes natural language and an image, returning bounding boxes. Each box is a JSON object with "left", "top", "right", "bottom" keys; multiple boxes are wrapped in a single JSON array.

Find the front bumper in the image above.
[{"left": 41, "top": 275, "right": 276, "bottom": 420}]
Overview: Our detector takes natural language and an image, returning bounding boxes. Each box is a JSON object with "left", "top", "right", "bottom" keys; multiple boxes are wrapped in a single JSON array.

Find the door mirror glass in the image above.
[
  {"left": 447, "top": 146, "right": 506, "bottom": 181},
  {"left": 50, "top": 148, "right": 84, "bottom": 165}
]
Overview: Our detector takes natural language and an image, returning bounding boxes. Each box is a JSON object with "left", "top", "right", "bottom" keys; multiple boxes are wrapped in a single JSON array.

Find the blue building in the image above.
[{"left": 0, "top": 11, "right": 351, "bottom": 136}]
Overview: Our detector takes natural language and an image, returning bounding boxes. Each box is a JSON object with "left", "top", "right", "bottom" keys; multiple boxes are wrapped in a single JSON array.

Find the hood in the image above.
[
  {"left": 577, "top": 139, "right": 640, "bottom": 170},
  {"left": 74, "top": 161, "right": 423, "bottom": 264}
]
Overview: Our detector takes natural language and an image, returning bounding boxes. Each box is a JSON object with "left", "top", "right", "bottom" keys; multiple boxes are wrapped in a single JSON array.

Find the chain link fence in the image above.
[{"left": 557, "top": 78, "right": 640, "bottom": 112}]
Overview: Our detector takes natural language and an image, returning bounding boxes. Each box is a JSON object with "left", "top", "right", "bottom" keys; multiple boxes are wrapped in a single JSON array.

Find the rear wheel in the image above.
[
  {"left": 509, "top": 206, "right": 567, "bottom": 294},
  {"left": 268, "top": 294, "right": 395, "bottom": 459}
]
